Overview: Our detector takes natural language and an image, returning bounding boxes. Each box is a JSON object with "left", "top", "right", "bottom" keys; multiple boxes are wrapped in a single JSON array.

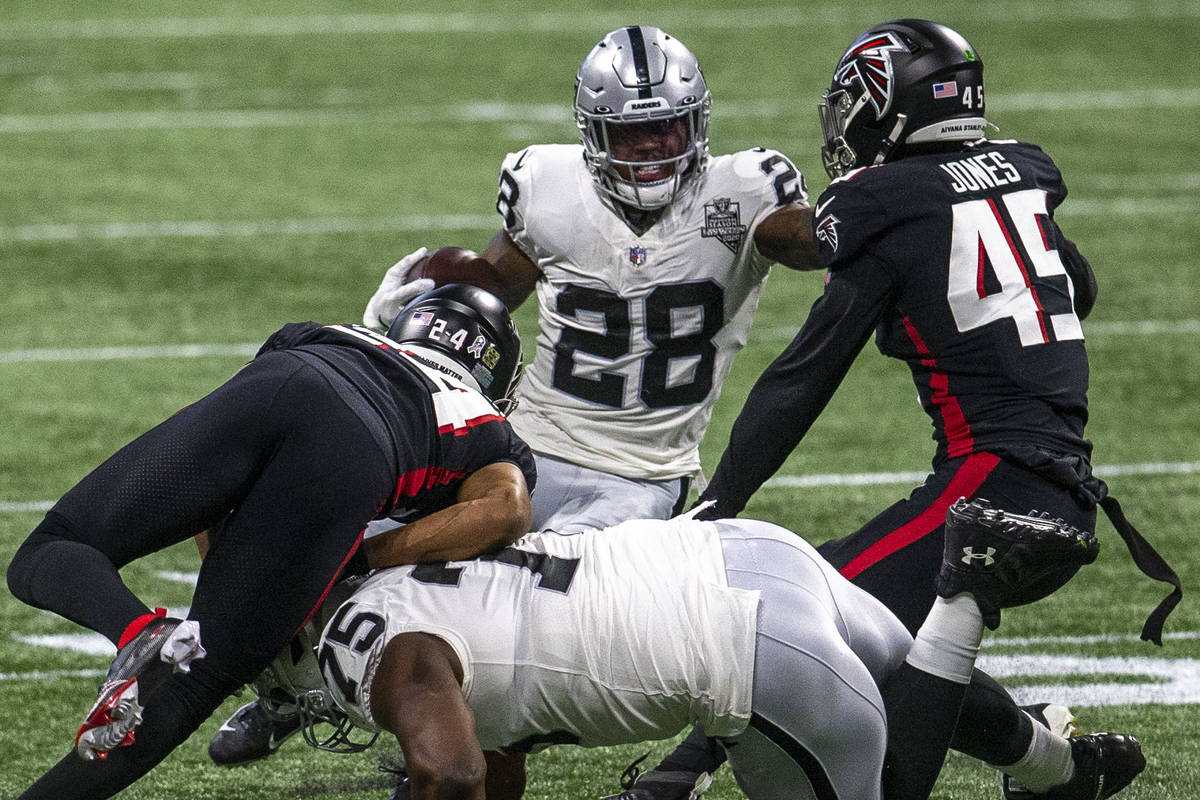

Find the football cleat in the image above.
[
  {"left": 1003, "top": 733, "right": 1145, "bottom": 799},
  {"left": 75, "top": 609, "right": 205, "bottom": 760},
  {"left": 208, "top": 699, "right": 303, "bottom": 766},
  {"left": 601, "top": 754, "right": 713, "bottom": 800},
  {"left": 937, "top": 498, "right": 1100, "bottom": 629},
  {"left": 75, "top": 678, "right": 143, "bottom": 760}
]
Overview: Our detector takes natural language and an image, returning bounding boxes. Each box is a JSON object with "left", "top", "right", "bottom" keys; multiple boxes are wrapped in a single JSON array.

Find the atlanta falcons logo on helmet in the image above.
[{"left": 833, "top": 32, "right": 907, "bottom": 120}]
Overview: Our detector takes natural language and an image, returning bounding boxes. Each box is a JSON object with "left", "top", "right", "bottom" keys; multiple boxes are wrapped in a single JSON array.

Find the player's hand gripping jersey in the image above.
[
  {"left": 498, "top": 143, "right": 806, "bottom": 480},
  {"left": 257, "top": 322, "right": 535, "bottom": 524}
]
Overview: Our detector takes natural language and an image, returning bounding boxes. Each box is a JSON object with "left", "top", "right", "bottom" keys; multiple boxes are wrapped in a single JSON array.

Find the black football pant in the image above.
[
  {"left": 8, "top": 351, "right": 397, "bottom": 799},
  {"left": 819, "top": 451, "right": 1096, "bottom": 766},
  {"left": 658, "top": 452, "right": 1098, "bottom": 789}
]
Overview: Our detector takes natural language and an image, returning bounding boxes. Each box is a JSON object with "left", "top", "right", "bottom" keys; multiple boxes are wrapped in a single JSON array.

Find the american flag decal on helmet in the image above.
[{"left": 834, "top": 32, "right": 907, "bottom": 120}]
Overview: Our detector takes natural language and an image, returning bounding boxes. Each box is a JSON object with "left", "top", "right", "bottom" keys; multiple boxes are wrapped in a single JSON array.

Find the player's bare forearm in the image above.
[
  {"left": 373, "top": 635, "right": 486, "bottom": 800},
  {"left": 364, "top": 461, "right": 531, "bottom": 568},
  {"left": 482, "top": 230, "right": 541, "bottom": 309},
  {"left": 753, "top": 204, "right": 823, "bottom": 270}
]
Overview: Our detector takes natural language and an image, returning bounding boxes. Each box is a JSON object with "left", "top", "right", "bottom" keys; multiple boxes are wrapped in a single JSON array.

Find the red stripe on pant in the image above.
[{"left": 839, "top": 452, "right": 1000, "bottom": 580}]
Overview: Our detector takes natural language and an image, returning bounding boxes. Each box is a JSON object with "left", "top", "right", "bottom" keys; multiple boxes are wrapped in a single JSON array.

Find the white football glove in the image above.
[{"left": 362, "top": 247, "right": 436, "bottom": 330}]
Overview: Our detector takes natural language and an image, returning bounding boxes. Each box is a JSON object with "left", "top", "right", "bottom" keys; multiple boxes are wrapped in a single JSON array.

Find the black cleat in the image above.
[
  {"left": 937, "top": 498, "right": 1100, "bottom": 629},
  {"left": 208, "top": 699, "right": 303, "bottom": 766},
  {"left": 600, "top": 754, "right": 713, "bottom": 800},
  {"left": 1003, "top": 733, "right": 1145, "bottom": 799}
]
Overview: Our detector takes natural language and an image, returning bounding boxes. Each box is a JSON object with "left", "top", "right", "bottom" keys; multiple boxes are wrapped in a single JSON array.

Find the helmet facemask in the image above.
[
  {"left": 253, "top": 626, "right": 379, "bottom": 755},
  {"left": 818, "top": 87, "right": 862, "bottom": 179},
  {"left": 577, "top": 99, "right": 710, "bottom": 210}
]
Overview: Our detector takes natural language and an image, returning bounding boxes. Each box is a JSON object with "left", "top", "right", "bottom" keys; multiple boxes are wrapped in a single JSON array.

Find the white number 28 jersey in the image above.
[{"left": 498, "top": 144, "right": 807, "bottom": 480}]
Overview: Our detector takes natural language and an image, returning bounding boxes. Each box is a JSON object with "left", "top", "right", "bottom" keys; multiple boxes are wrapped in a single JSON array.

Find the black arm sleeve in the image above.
[
  {"left": 1058, "top": 236, "right": 1097, "bottom": 320},
  {"left": 700, "top": 257, "right": 898, "bottom": 516}
]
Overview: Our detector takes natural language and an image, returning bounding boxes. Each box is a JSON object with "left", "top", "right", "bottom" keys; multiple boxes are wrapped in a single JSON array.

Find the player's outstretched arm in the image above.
[
  {"left": 364, "top": 461, "right": 532, "bottom": 568},
  {"left": 752, "top": 204, "right": 822, "bottom": 270},
  {"left": 370, "top": 633, "right": 486, "bottom": 800}
]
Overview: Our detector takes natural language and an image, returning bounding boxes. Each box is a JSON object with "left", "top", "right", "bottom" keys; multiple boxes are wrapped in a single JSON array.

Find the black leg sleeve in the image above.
[
  {"left": 7, "top": 518, "right": 151, "bottom": 645},
  {"left": 881, "top": 663, "right": 967, "bottom": 800},
  {"left": 950, "top": 669, "right": 1033, "bottom": 767}
]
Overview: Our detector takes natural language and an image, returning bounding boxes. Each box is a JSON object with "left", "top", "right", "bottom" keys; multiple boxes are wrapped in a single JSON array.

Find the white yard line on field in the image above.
[
  {"left": 0, "top": 343, "right": 261, "bottom": 363},
  {"left": 0, "top": 318, "right": 1193, "bottom": 368},
  {"left": 2, "top": 462, "right": 1197, "bottom": 515},
  {"left": 2, "top": 4, "right": 1200, "bottom": 40},
  {"left": 0, "top": 215, "right": 497, "bottom": 242},
  {"left": 762, "top": 319, "right": 1200, "bottom": 340},
  {"left": 985, "top": 630, "right": 1200, "bottom": 647},
  {"left": 4, "top": 89, "right": 1200, "bottom": 134},
  {"left": 764, "top": 461, "right": 1200, "bottom": 490},
  {"left": 0, "top": 194, "right": 1194, "bottom": 247}
]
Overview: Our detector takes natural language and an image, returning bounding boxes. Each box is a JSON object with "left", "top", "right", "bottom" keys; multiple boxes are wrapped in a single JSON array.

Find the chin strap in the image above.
[{"left": 874, "top": 113, "right": 909, "bottom": 165}]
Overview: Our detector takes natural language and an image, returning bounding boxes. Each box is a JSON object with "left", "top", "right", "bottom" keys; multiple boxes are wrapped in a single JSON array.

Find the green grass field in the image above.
[{"left": 2, "top": 2, "right": 1197, "bottom": 797}]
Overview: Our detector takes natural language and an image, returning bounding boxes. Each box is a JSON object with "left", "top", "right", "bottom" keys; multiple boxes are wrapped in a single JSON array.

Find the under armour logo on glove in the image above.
[{"left": 960, "top": 546, "right": 996, "bottom": 566}]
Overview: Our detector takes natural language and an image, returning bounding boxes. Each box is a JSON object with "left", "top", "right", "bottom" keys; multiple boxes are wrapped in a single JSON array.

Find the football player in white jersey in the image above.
[
  {"left": 363, "top": 25, "right": 820, "bottom": 533},
  {"left": 292, "top": 500, "right": 1116, "bottom": 800},
  {"left": 211, "top": 23, "right": 821, "bottom": 768}
]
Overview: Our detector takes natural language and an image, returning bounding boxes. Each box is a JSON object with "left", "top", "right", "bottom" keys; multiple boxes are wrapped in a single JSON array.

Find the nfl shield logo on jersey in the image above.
[{"left": 629, "top": 246, "right": 648, "bottom": 267}]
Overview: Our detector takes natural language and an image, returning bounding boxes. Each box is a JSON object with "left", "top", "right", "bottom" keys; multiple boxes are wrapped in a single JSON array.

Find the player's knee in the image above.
[
  {"left": 6, "top": 541, "right": 35, "bottom": 605},
  {"left": 6, "top": 531, "right": 53, "bottom": 606}
]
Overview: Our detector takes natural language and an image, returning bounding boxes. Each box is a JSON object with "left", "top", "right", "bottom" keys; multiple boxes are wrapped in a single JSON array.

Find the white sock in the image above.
[
  {"left": 992, "top": 711, "right": 1075, "bottom": 791},
  {"left": 904, "top": 593, "right": 983, "bottom": 684}
]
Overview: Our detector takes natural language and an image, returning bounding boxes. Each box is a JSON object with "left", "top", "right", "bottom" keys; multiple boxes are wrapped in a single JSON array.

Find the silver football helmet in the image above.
[
  {"left": 255, "top": 622, "right": 378, "bottom": 754},
  {"left": 574, "top": 26, "right": 711, "bottom": 210}
]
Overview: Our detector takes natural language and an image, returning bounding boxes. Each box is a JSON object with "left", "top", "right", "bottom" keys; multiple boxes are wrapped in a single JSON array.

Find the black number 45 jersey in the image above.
[{"left": 814, "top": 139, "right": 1092, "bottom": 464}]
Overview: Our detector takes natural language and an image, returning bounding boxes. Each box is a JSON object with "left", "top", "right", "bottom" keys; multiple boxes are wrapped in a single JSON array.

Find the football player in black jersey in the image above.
[
  {"left": 7, "top": 285, "right": 537, "bottom": 800},
  {"left": 613, "top": 19, "right": 1164, "bottom": 800}
]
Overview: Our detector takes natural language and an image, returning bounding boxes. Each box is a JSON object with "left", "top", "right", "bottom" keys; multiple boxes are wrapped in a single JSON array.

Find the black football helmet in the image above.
[
  {"left": 386, "top": 284, "right": 523, "bottom": 414},
  {"left": 819, "top": 19, "right": 988, "bottom": 178}
]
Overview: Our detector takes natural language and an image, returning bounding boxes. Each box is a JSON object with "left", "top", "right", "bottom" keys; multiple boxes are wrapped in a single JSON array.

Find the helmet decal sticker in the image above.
[{"left": 834, "top": 32, "right": 907, "bottom": 120}]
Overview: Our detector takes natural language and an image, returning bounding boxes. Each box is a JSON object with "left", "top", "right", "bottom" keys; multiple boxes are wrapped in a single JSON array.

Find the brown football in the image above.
[{"left": 406, "top": 246, "right": 504, "bottom": 296}]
